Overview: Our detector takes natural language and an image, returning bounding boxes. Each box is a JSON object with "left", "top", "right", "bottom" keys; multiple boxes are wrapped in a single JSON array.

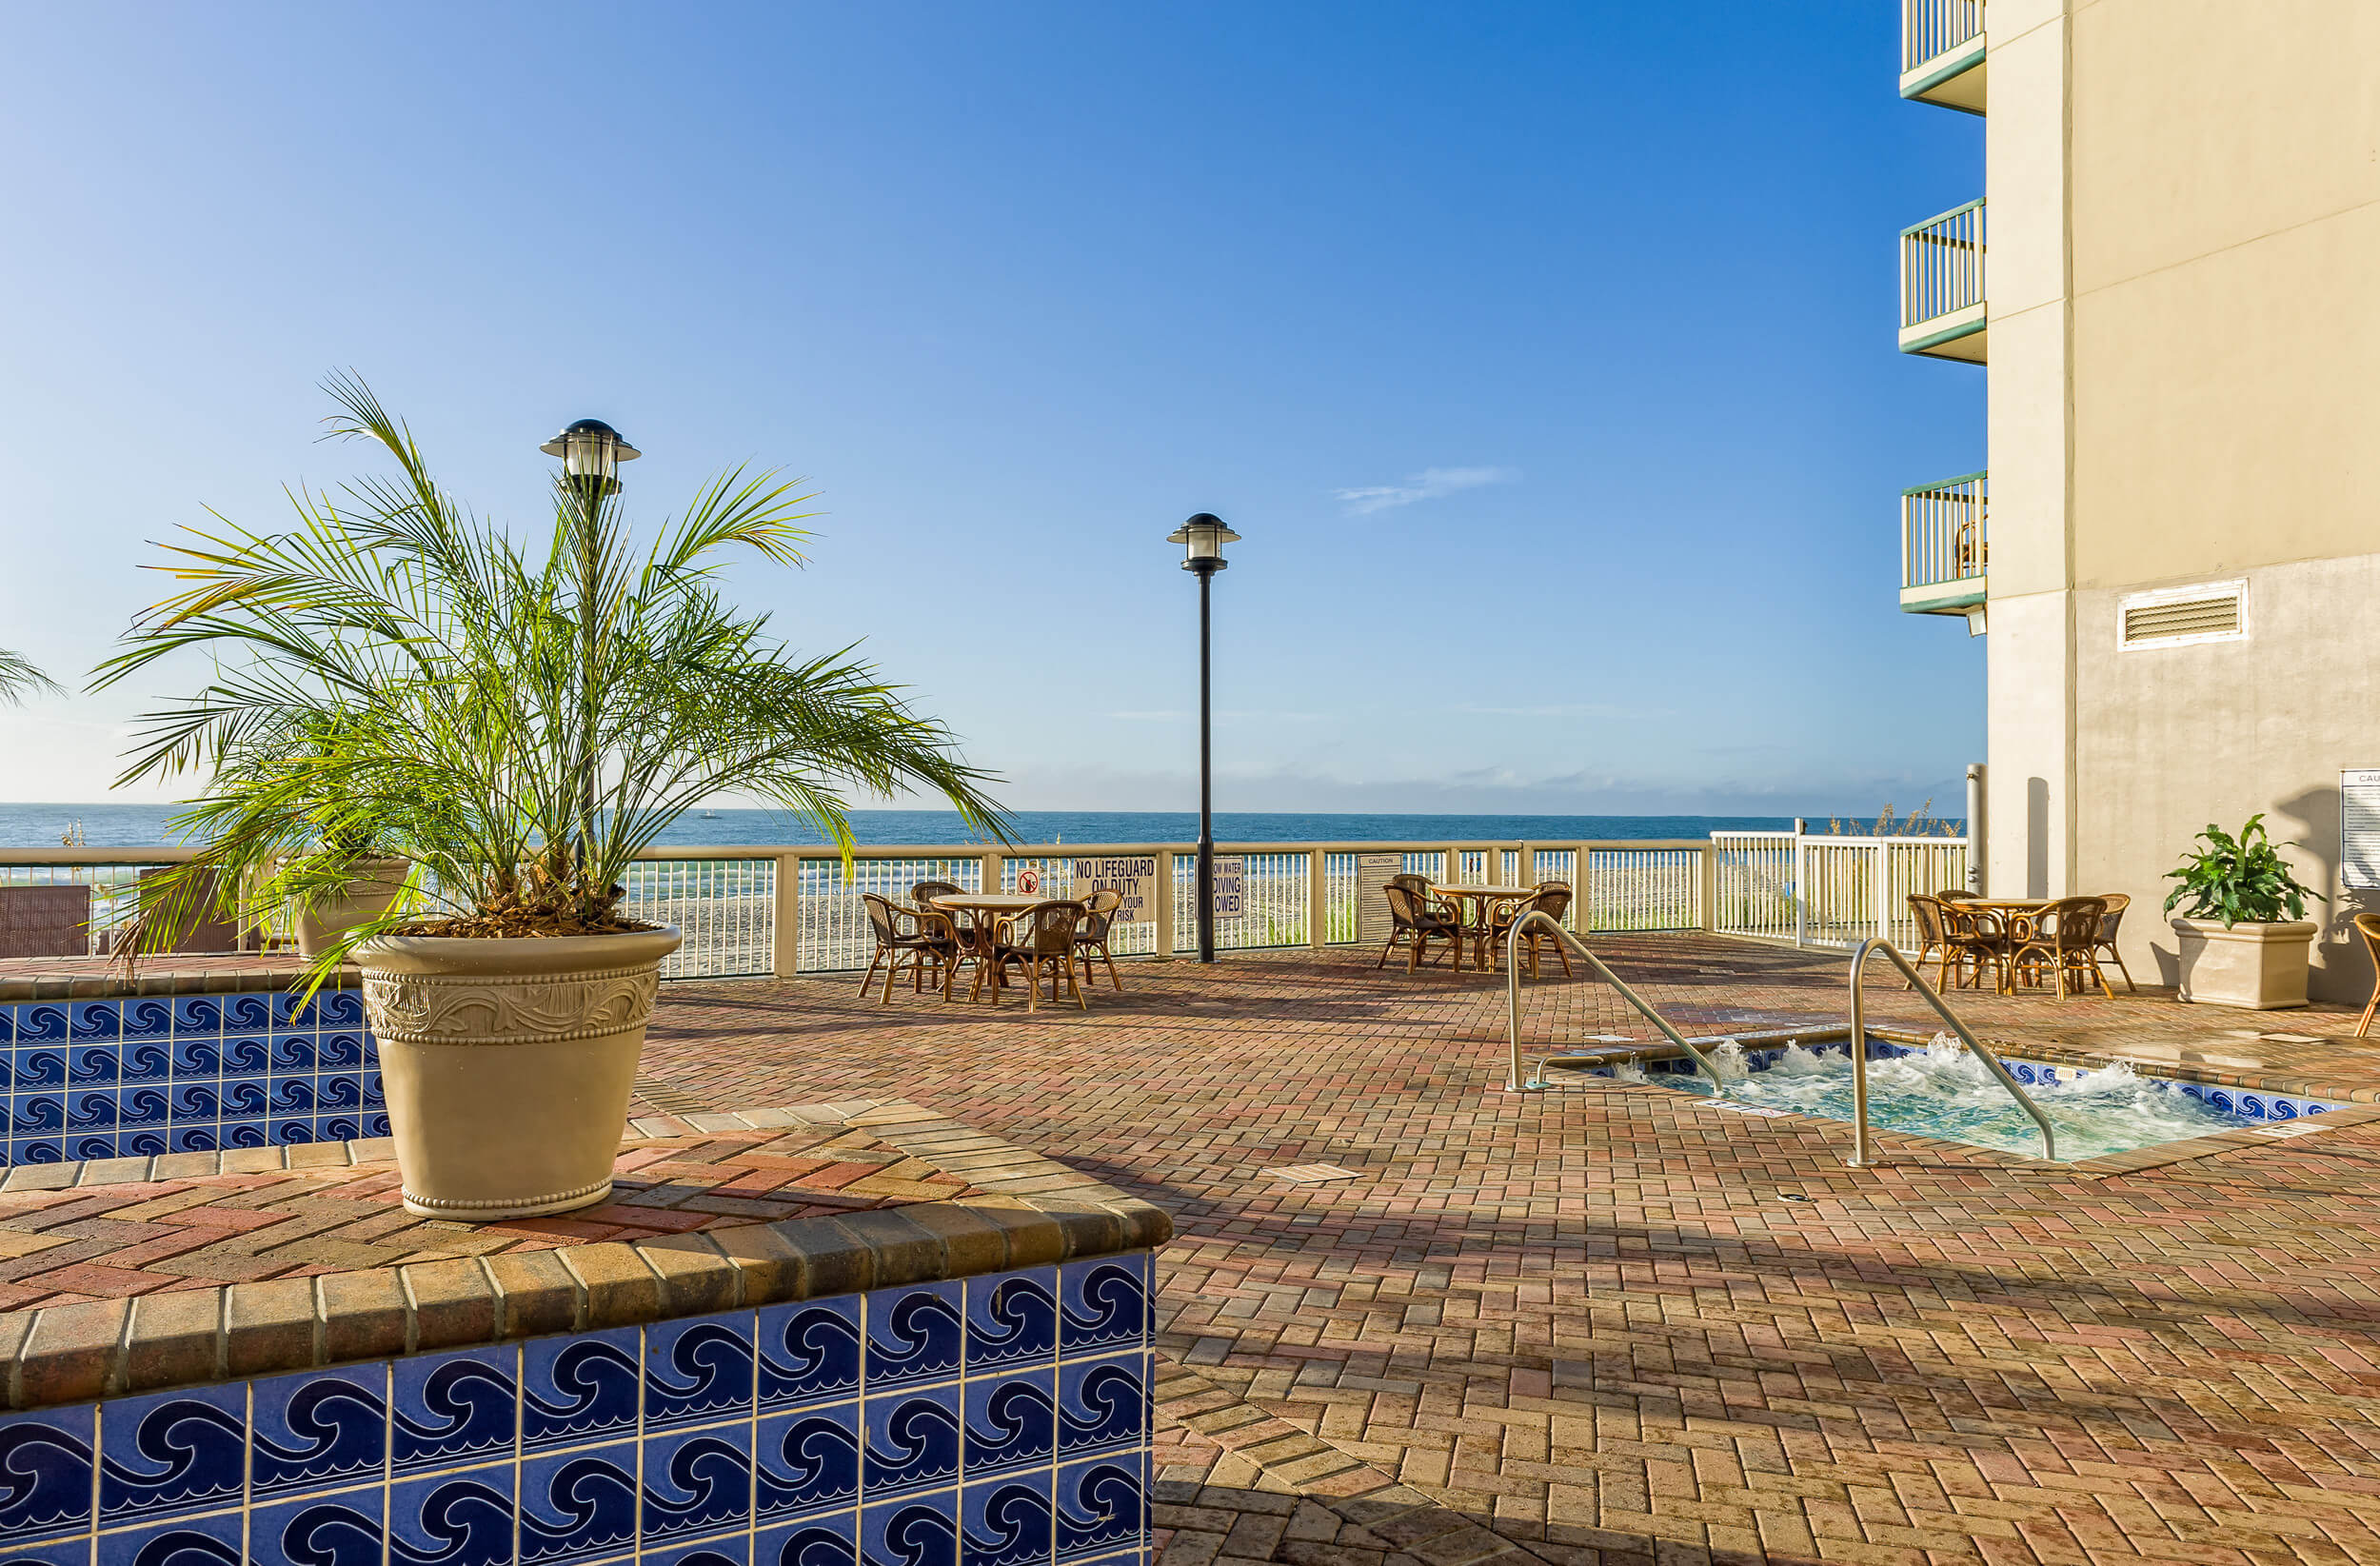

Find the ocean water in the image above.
[{"left": 0, "top": 803, "right": 1809, "bottom": 850}]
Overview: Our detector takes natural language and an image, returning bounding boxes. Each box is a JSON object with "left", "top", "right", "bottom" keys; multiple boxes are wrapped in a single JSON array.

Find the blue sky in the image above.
[{"left": 0, "top": 3, "right": 1984, "bottom": 818}]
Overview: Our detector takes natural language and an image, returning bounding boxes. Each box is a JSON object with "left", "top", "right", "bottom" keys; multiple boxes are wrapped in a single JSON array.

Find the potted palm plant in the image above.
[
  {"left": 98, "top": 375, "right": 1007, "bottom": 1219},
  {"left": 2164, "top": 814, "right": 2325, "bottom": 1009}
]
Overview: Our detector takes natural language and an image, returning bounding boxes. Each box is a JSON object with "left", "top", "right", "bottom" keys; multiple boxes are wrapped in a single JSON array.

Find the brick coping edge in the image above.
[
  {"left": 0, "top": 1098, "right": 1173, "bottom": 1414},
  {"left": 0, "top": 966, "right": 362, "bottom": 1002}
]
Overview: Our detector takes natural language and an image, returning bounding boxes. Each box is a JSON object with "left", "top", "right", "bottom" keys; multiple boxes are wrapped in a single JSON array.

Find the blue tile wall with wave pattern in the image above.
[
  {"left": 0, "top": 1250, "right": 1157, "bottom": 1566},
  {"left": 0, "top": 988, "right": 382, "bottom": 1165}
]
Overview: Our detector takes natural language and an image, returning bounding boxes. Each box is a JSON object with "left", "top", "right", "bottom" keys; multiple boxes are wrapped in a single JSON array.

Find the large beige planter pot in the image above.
[
  {"left": 356, "top": 927, "right": 683, "bottom": 1220},
  {"left": 294, "top": 859, "right": 411, "bottom": 959},
  {"left": 2171, "top": 917, "right": 2317, "bottom": 1009}
]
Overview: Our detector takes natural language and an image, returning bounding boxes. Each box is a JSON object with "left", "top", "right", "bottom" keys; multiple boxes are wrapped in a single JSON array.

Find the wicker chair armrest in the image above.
[{"left": 1947, "top": 908, "right": 2008, "bottom": 941}]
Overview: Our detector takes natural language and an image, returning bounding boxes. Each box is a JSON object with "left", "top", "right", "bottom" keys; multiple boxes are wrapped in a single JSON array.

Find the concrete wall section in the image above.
[
  {"left": 2073, "top": 553, "right": 2380, "bottom": 1002},
  {"left": 1980, "top": 0, "right": 2380, "bottom": 1008},
  {"left": 2069, "top": 199, "right": 2380, "bottom": 585},
  {"left": 1984, "top": 588, "right": 2073, "bottom": 900},
  {"left": 2070, "top": 0, "right": 2380, "bottom": 301}
]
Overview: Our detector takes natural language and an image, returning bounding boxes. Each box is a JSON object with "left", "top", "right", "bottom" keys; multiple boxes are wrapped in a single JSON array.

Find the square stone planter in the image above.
[{"left": 2171, "top": 917, "right": 2318, "bottom": 1009}]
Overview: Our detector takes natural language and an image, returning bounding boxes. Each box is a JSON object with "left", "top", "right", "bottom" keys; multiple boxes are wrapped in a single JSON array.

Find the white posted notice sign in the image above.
[
  {"left": 1068, "top": 857, "right": 1158, "bottom": 924},
  {"left": 1210, "top": 856, "right": 1245, "bottom": 919},
  {"left": 2346, "top": 770, "right": 2380, "bottom": 889}
]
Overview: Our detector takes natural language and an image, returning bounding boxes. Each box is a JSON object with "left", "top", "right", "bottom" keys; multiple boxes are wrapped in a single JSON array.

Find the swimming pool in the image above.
[{"left": 1569, "top": 1035, "right": 2346, "bottom": 1162}]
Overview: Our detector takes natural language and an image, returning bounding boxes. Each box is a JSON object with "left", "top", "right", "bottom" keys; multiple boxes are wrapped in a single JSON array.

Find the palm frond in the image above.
[
  {"left": 0, "top": 647, "right": 61, "bottom": 706},
  {"left": 100, "top": 374, "right": 1009, "bottom": 966}
]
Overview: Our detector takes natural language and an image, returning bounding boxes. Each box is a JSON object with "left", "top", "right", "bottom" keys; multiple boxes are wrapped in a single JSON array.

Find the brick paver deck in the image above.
[
  {"left": 635, "top": 936, "right": 2380, "bottom": 1566},
  {"left": 0, "top": 1121, "right": 974, "bottom": 1312}
]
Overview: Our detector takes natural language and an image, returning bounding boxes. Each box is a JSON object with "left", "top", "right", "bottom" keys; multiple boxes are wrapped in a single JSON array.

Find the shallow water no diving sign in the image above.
[{"left": 2254, "top": 1121, "right": 2331, "bottom": 1139}]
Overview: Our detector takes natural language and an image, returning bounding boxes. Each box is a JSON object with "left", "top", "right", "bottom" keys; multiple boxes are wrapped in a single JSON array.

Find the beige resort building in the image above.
[{"left": 1896, "top": 0, "right": 2380, "bottom": 1000}]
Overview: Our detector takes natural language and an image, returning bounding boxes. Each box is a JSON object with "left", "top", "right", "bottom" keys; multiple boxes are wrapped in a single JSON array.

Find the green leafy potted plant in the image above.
[
  {"left": 2163, "top": 814, "right": 2325, "bottom": 1009},
  {"left": 98, "top": 375, "right": 1008, "bottom": 1219}
]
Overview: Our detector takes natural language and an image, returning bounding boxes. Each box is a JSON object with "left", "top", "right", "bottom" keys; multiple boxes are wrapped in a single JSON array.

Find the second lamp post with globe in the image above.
[{"left": 1167, "top": 511, "right": 1240, "bottom": 963}]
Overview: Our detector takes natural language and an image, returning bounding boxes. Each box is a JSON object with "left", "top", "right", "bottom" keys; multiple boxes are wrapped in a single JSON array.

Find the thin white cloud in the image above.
[
  {"left": 1103, "top": 710, "right": 1188, "bottom": 721},
  {"left": 1334, "top": 465, "right": 1518, "bottom": 515}
]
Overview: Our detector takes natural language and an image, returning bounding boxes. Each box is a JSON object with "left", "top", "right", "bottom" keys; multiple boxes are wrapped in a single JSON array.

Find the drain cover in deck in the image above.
[
  {"left": 2257, "top": 1032, "right": 2326, "bottom": 1043},
  {"left": 1265, "top": 1163, "right": 1366, "bottom": 1184}
]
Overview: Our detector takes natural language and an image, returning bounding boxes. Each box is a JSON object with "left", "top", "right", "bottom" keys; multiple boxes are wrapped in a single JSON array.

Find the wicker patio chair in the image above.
[
  {"left": 1937, "top": 901, "right": 2013, "bottom": 993},
  {"left": 2354, "top": 915, "right": 2380, "bottom": 1039},
  {"left": 1935, "top": 887, "right": 1981, "bottom": 902},
  {"left": 901, "top": 905, "right": 979, "bottom": 1002},
  {"left": 975, "top": 899, "right": 1088, "bottom": 1011},
  {"left": 2084, "top": 892, "right": 2135, "bottom": 993},
  {"left": 2009, "top": 896, "right": 2112, "bottom": 999},
  {"left": 860, "top": 892, "right": 959, "bottom": 1004},
  {"left": 1073, "top": 888, "right": 1126, "bottom": 992},
  {"left": 910, "top": 880, "right": 962, "bottom": 906},
  {"left": 1378, "top": 882, "right": 1461, "bottom": 972},
  {"left": 1905, "top": 894, "right": 1955, "bottom": 990},
  {"left": 1490, "top": 882, "right": 1574, "bottom": 979}
]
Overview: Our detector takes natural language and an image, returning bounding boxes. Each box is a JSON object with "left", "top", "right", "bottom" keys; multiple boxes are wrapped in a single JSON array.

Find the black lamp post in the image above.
[
  {"left": 1166, "top": 511, "right": 1240, "bottom": 963},
  {"left": 540, "top": 419, "right": 641, "bottom": 862}
]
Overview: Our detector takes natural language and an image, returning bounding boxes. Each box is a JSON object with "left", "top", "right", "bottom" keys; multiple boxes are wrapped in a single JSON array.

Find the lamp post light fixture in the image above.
[
  {"left": 542, "top": 417, "right": 642, "bottom": 852},
  {"left": 540, "top": 418, "right": 642, "bottom": 493},
  {"left": 1166, "top": 511, "right": 1240, "bottom": 963}
]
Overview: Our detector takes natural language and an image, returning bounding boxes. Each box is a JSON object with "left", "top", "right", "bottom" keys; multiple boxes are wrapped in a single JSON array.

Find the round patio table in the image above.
[
  {"left": 929, "top": 892, "right": 1061, "bottom": 1003},
  {"left": 1430, "top": 883, "right": 1536, "bottom": 972},
  {"left": 1946, "top": 898, "right": 2053, "bottom": 992},
  {"left": 1964, "top": 898, "right": 2053, "bottom": 935}
]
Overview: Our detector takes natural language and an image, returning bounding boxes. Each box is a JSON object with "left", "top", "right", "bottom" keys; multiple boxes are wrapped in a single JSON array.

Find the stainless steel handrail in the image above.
[
  {"left": 1845, "top": 936, "right": 2054, "bottom": 1164},
  {"left": 1503, "top": 909, "right": 1728, "bottom": 1097}
]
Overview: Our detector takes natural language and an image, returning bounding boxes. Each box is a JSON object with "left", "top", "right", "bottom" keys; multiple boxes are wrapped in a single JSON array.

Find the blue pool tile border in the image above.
[
  {"left": 2, "top": 1255, "right": 1159, "bottom": 1566},
  {"left": 1, "top": 989, "right": 386, "bottom": 1167}
]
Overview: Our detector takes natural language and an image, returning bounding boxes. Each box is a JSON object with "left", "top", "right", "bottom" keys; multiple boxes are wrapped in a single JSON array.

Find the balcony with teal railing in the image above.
[
  {"left": 1899, "top": 198, "right": 1985, "bottom": 362},
  {"left": 1901, "top": 471, "right": 1987, "bottom": 621},
  {"left": 1903, "top": 0, "right": 1984, "bottom": 112}
]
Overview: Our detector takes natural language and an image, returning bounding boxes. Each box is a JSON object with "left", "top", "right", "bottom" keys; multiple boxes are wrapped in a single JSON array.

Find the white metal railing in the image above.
[
  {"left": 1709, "top": 827, "right": 1970, "bottom": 951},
  {"left": 1901, "top": 199, "right": 1985, "bottom": 330},
  {"left": 1903, "top": 0, "right": 1984, "bottom": 74},
  {"left": 1323, "top": 852, "right": 1359, "bottom": 943},
  {"left": 621, "top": 858, "right": 777, "bottom": 980},
  {"left": 1708, "top": 833, "right": 1799, "bottom": 942},
  {"left": 1401, "top": 851, "right": 1448, "bottom": 882},
  {"left": 1170, "top": 850, "right": 1311, "bottom": 952},
  {"left": 1902, "top": 471, "right": 1988, "bottom": 589},
  {"left": 1583, "top": 847, "right": 1702, "bottom": 932},
  {"left": 798, "top": 855, "right": 986, "bottom": 973},
  {"left": 0, "top": 837, "right": 1719, "bottom": 977}
]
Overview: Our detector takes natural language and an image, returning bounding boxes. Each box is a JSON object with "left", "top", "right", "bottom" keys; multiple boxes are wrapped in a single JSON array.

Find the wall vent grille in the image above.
[{"left": 2119, "top": 582, "right": 2247, "bottom": 649}]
